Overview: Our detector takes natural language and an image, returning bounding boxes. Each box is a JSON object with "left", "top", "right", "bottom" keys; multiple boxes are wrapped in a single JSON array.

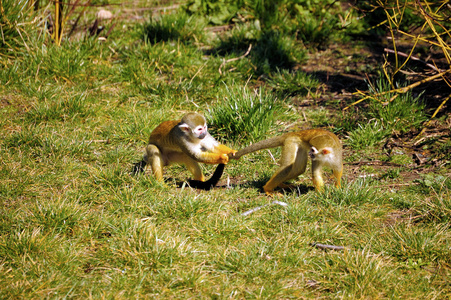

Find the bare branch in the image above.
[{"left": 219, "top": 44, "right": 252, "bottom": 75}]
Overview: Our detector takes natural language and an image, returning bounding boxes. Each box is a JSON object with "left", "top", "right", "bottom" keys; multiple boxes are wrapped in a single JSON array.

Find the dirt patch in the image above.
[{"left": 296, "top": 37, "right": 450, "bottom": 186}]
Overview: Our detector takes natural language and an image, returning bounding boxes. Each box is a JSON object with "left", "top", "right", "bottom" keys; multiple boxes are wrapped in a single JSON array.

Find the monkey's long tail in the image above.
[
  {"left": 131, "top": 160, "right": 224, "bottom": 191},
  {"left": 188, "top": 163, "right": 225, "bottom": 191},
  {"left": 234, "top": 136, "right": 284, "bottom": 159},
  {"left": 131, "top": 160, "right": 147, "bottom": 175}
]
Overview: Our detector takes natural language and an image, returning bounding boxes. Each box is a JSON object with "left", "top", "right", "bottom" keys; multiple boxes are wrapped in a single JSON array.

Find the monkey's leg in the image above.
[
  {"left": 184, "top": 159, "right": 205, "bottom": 181},
  {"left": 263, "top": 139, "right": 299, "bottom": 195},
  {"left": 169, "top": 153, "right": 205, "bottom": 181},
  {"left": 278, "top": 153, "right": 307, "bottom": 189},
  {"left": 333, "top": 166, "right": 343, "bottom": 188},
  {"left": 263, "top": 165, "right": 294, "bottom": 196},
  {"left": 311, "top": 160, "right": 325, "bottom": 191},
  {"left": 281, "top": 146, "right": 309, "bottom": 186},
  {"left": 146, "top": 144, "right": 164, "bottom": 182}
]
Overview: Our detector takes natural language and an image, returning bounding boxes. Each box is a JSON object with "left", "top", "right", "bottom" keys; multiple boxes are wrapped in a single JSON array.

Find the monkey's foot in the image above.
[
  {"left": 265, "top": 191, "right": 284, "bottom": 197},
  {"left": 263, "top": 187, "right": 284, "bottom": 197},
  {"left": 313, "top": 186, "right": 324, "bottom": 193}
]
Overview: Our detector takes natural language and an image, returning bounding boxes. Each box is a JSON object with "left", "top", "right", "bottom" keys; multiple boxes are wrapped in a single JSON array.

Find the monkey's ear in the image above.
[
  {"left": 179, "top": 123, "right": 191, "bottom": 132},
  {"left": 321, "top": 147, "right": 333, "bottom": 155}
]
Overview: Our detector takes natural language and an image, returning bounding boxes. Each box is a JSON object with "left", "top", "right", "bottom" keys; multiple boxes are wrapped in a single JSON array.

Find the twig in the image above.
[
  {"left": 415, "top": 92, "right": 451, "bottom": 139},
  {"left": 122, "top": 4, "right": 180, "bottom": 12},
  {"left": 267, "top": 149, "right": 277, "bottom": 164},
  {"left": 87, "top": 139, "right": 110, "bottom": 144},
  {"left": 189, "top": 62, "right": 207, "bottom": 85},
  {"left": 416, "top": 0, "right": 451, "bottom": 22},
  {"left": 311, "top": 243, "right": 345, "bottom": 251},
  {"left": 241, "top": 200, "right": 288, "bottom": 216},
  {"left": 345, "top": 160, "right": 403, "bottom": 167},
  {"left": 384, "top": 48, "right": 444, "bottom": 73},
  {"left": 343, "top": 69, "right": 451, "bottom": 110},
  {"left": 371, "top": 183, "right": 419, "bottom": 188},
  {"left": 241, "top": 204, "right": 268, "bottom": 216},
  {"left": 397, "top": 29, "right": 451, "bottom": 50},
  {"left": 205, "top": 25, "right": 233, "bottom": 33},
  {"left": 219, "top": 44, "right": 252, "bottom": 75}
]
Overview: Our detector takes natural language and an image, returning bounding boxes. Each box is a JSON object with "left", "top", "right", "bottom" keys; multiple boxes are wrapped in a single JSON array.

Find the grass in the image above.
[
  {"left": 1, "top": 0, "right": 450, "bottom": 298},
  {"left": 206, "top": 85, "right": 283, "bottom": 141}
]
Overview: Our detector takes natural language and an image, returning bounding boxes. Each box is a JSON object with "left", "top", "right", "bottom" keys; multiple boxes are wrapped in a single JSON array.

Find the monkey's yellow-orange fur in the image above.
[
  {"left": 232, "top": 129, "right": 343, "bottom": 194},
  {"left": 137, "top": 112, "right": 236, "bottom": 183}
]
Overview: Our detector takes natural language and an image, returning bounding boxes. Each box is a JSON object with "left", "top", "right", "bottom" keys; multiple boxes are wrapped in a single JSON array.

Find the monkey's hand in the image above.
[
  {"left": 228, "top": 149, "right": 238, "bottom": 157},
  {"left": 219, "top": 153, "right": 229, "bottom": 164},
  {"left": 214, "top": 144, "right": 237, "bottom": 156},
  {"left": 228, "top": 150, "right": 241, "bottom": 160},
  {"left": 195, "top": 152, "right": 230, "bottom": 164}
]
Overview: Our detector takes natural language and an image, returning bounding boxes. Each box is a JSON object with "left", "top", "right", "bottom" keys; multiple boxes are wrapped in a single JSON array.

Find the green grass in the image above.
[
  {"left": 0, "top": 0, "right": 36, "bottom": 58},
  {"left": 346, "top": 77, "right": 428, "bottom": 150},
  {"left": 0, "top": 1, "right": 450, "bottom": 298},
  {"left": 206, "top": 85, "right": 283, "bottom": 141}
]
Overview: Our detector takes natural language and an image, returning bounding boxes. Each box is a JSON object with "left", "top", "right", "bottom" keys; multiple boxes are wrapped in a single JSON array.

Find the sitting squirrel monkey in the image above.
[
  {"left": 231, "top": 129, "right": 343, "bottom": 195},
  {"left": 132, "top": 112, "right": 237, "bottom": 190}
]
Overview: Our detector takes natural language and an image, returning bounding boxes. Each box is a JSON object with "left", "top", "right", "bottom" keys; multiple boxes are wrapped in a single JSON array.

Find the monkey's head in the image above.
[
  {"left": 179, "top": 112, "right": 208, "bottom": 140},
  {"left": 309, "top": 146, "right": 332, "bottom": 160}
]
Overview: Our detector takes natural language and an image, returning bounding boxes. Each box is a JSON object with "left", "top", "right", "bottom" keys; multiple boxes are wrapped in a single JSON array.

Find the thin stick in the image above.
[
  {"left": 384, "top": 48, "right": 444, "bottom": 72},
  {"left": 189, "top": 62, "right": 207, "bottom": 85},
  {"left": 219, "top": 44, "right": 252, "bottom": 75},
  {"left": 343, "top": 69, "right": 451, "bottom": 110},
  {"left": 312, "top": 243, "right": 345, "bottom": 251},
  {"left": 267, "top": 149, "right": 277, "bottom": 164},
  {"left": 415, "top": 92, "right": 451, "bottom": 139}
]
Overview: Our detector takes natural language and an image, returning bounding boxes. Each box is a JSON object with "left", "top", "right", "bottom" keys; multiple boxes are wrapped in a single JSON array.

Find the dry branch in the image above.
[
  {"left": 219, "top": 44, "right": 252, "bottom": 75},
  {"left": 311, "top": 243, "right": 345, "bottom": 251},
  {"left": 384, "top": 48, "right": 444, "bottom": 72},
  {"left": 343, "top": 69, "right": 451, "bottom": 111}
]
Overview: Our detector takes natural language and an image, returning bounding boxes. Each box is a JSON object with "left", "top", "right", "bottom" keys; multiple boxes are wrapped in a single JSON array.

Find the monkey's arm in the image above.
[
  {"left": 194, "top": 151, "right": 230, "bottom": 164},
  {"left": 177, "top": 133, "right": 231, "bottom": 164},
  {"left": 200, "top": 133, "right": 237, "bottom": 156},
  {"left": 177, "top": 141, "right": 229, "bottom": 164},
  {"left": 214, "top": 144, "right": 237, "bottom": 156}
]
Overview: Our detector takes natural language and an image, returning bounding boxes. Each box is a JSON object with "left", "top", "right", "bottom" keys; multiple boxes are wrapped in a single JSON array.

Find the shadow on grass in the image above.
[
  {"left": 216, "top": 178, "right": 314, "bottom": 195},
  {"left": 209, "top": 30, "right": 299, "bottom": 76}
]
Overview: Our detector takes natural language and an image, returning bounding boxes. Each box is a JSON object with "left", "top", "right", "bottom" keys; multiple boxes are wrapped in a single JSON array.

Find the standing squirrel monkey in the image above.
[
  {"left": 231, "top": 129, "right": 343, "bottom": 194},
  {"left": 132, "top": 112, "right": 237, "bottom": 190}
]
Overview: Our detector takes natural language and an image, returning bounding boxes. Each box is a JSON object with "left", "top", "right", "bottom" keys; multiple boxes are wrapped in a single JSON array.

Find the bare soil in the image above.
[{"left": 224, "top": 39, "right": 450, "bottom": 191}]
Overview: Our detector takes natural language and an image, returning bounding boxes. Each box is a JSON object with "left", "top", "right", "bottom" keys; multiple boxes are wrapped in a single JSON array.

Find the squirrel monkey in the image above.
[
  {"left": 231, "top": 129, "right": 343, "bottom": 195},
  {"left": 132, "top": 112, "right": 236, "bottom": 190}
]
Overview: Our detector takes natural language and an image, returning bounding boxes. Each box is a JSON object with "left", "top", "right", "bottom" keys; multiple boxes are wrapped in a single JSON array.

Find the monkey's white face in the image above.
[
  {"left": 193, "top": 125, "right": 207, "bottom": 139},
  {"left": 179, "top": 122, "right": 208, "bottom": 140}
]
